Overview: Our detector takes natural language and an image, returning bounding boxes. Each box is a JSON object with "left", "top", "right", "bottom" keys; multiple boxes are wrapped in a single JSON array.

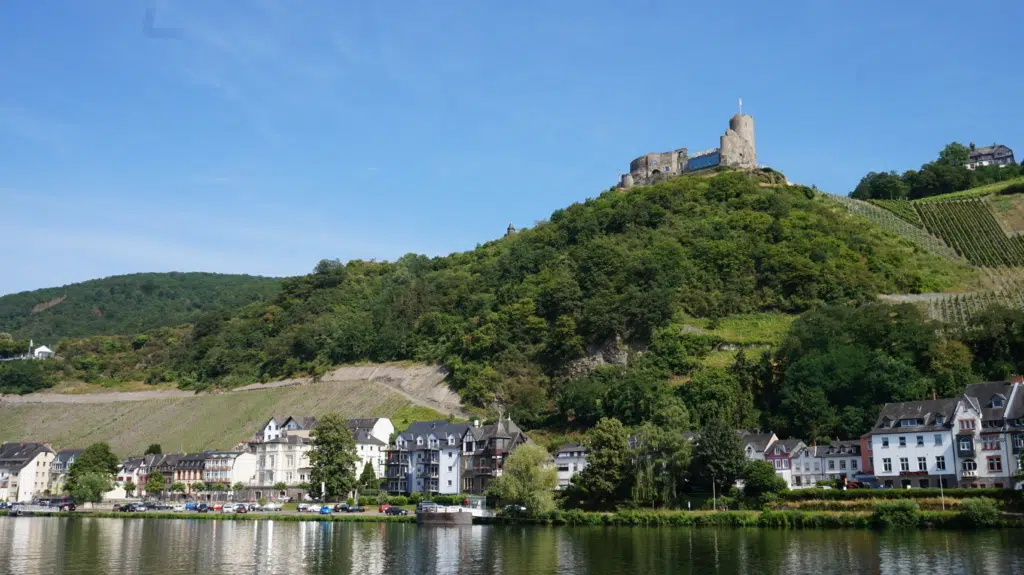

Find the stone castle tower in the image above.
[{"left": 617, "top": 107, "right": 757, "bottom": 189}]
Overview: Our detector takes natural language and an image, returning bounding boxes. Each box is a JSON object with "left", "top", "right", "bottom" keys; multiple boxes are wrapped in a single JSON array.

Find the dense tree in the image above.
[
  {"left": 576, "top": 418, "right": 631, "bottom": 508},
  {"left": 147, "top": 473, "right": 167, "bottom": 497},
  {"left": 630, "top": 423, "right": 692, "bottom": 508},
  {"left": 487, "top": 444, "right": 558, "bottom": 514},
  {"left": 308, "top": 413, "right": 359, "bottom": 500},
  {"left": 71, "top": 472, "right": 113, "bottom": 505},
  {"left": 144, "top": 444, "right": 162, "bottom": 455},
  {"left": 123, "top": 481, "right": 137, "bottom": 497},
  {"left": 192, "top": 481, "right": 206, "bottom": 494},
  {"left": 65, "top": 443, "right": 120, "bottom": 494},
  {"left": 232, "top": 482, "right": 245, "bottom": 492},
  {"left": 690, "top": 423, "right": 746, "bottom": 494},
  {"left": 961, "top": 306, "right": 1024, "bottom": 380},
  {"left": 0, "top": 360, "right": 51, "bottom": 394},
  {"left": 359, "top": 463, "right": 378, "bottom": 489},
  {"left": 742, "top": 460, "right": 788, "bottom": 499}
]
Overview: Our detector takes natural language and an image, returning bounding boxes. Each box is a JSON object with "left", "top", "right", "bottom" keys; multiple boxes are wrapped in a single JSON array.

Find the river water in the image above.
[{"left": 1, "top": 517, "right": 1022, "bottom": 574}]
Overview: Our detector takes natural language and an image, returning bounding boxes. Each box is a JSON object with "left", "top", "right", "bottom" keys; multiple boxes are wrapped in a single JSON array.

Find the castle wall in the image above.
[{"left": 719, "top": 114, "right": 756, "bottom": 169}]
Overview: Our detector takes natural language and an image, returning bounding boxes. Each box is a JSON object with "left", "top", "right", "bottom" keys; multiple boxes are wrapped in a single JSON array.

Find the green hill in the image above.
[{"left": 0, "top": 272, "right": 281, "bottom": 342}]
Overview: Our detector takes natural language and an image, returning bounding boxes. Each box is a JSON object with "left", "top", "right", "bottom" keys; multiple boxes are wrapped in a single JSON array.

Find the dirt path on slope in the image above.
[{"left": 0, "top": 364, "right": 467, "bottom": 417}]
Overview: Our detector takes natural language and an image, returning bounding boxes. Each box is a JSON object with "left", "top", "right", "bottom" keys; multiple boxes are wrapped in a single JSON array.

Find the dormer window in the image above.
[
  {"left": 936, "top": 415, "right": 945, "bottom": 425},
  {"left": 992, "top": 396, "right": 1004, "bottom": 408},
  {"left": 880, "top": 417, "right": 891, "bottom": 429},
  {"left": 773, "top": 447, "right": 781, "bottom": 455},
  {"left": 900, "top": 418, "right": 919, "bottom": 427},
  {"left": 416, "top": 437, "right": 423, "bottom": 446}
]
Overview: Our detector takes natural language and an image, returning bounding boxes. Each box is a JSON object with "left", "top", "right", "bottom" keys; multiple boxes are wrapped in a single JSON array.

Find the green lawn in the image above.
[{"left": 680, "top": 313, "right": 794, "bottom": 346}]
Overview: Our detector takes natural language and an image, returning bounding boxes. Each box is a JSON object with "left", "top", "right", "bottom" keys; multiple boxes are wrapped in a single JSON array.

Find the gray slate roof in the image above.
[
  {"left": 54, "top": 449, "right": 85, "bottom": 466},
  {"left": 397, "top": 420, "right": 471, "bottom": 443},
  {"left": 769, "top": 439, "right": 805, "bottom": 455},
  {"left": 868, "top": 398, "right": 958, "bottom": 435},
  {"left": 354, "top": 430, "right": 386, "bottom": 446},
  {"left": 741, "top": 433, "right": 776, "bottom": 453},
  {"left": 347, "top": 418, "right": 383, "bottom": 430},
  {"left": 0, "top": 442, "right": 53, "bottom": 471}
]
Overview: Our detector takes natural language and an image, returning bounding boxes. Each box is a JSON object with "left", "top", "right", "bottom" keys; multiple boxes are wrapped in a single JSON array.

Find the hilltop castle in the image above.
[{"left": 617, "top": 110, "right": 757, "bottom": 189}]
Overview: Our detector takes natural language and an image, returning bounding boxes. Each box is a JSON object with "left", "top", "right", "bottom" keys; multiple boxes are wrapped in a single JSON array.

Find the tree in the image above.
[
  {"left": 937, "top": 142, "right": 971, "bottom": 166},
  {"left": 575, "top": 418, "right": 631, "bottom": 507},
  {"left": 210, "top": 482, "right": 226, "bottom": 492},
  {"left": 0, "top": 360, "right": 51, "bottom": 394},
  {"left": 123, "top": 481, "right": 137, "bottom": 497},
  {"left": 147, "top": 473, "right": 167, "bottom": 497},
  {"left": 191, "top": 481, "right": 206, "bottom": 494},
  {"left": 169, "top": 481, "right": 186, "bottom": 496},
  {"left": 359, "top": 462, "right": 377, "bottom": 489},
  {"left": 690, "top": 422, "right": 746, "bottom": 494},
  {"left": 487, "top": 444, "right": 557, "bottom": 514},
  {"left": 630, "top": 423, "right": 692, "bottom": 508},
  {"left": 232, "top": 482, "right": 245, "bottom": 492},
  {"left": 308, "top": 413, "right": 359, "bottom": 500},
  {"left": 65, "top": 443, "right": 120, "bottom": 494},
  {"left": 70, "top": 472, "right": 112, "bottom": 505},
  {"left": 144, "top": 444, "right": 162, "bottom": 455},
  {"left": 273, "top": 481, "right": 288, "bottom": 493},
  {"left": 742, "top": 460, "right": 788, "bottom": 499}
]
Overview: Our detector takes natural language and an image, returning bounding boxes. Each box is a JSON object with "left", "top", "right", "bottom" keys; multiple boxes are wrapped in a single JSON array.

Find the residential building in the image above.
[
  {"left": 462, "top": 417, "right": 529, "bottom": 495},
  {"left": 867, "top": 399, "right": 957, "bottom": 489},
  {"left": 764, "top": 439, "right": 805, "bottom": 488},
  {"left": 859, "top": 433, "right": 876, "bottom": 480},
  {"left": 952, "top": 381, "right": 1022, "bottom": 488},
  {"left": 790, "top": 444, "right": 824, "bottom": 488},
  {"left": 203, "top": 452, "right": 258, "bottom": 488},
  {"left": 0, "top": 442, "right": 55, "bottom": 502},
  {"left": 347, "top": 418, "right": 395, "bottom": 446},
  {"left": 254, "top": 433, "right": 312, "bottom": 491},
  {"left": 822, "top": 441, "right": 862, "bottom": 481},
  {"left": 48, "top": 448, "right": 84, "bottom": 494},
  {"left": 173, "top": 453, "right": 207, "bottom": 492},
  {"left": 31, "top": 345, "right": 54, "bottom": 359},
  {"left": 253, "top": 415, "right": 318, "bottom": 443},
  {"left": 555, "top": 443, "right": 588, "bottom": 490},
  {"left": 152, "top": 454, "right": 182, "bottom": 488},
  {"left": 386, "top": 420, "right": 470, "bottom": 496},
  {"left": 967, "top": 143, "right": 1015, "bottom": 170},
  {"left": 740, "top": 432, "right": 778, "bottom": 462},
  {"left": 353, "top": 430, "right": 388, "bottom": 479},
  {"left": 118, "top": 457, "right": 145, "bottom": 496}
]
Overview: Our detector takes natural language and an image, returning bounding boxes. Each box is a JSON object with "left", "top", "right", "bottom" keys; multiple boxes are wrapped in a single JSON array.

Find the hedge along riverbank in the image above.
[
  {"left": 480, "top": 507, "right": 1024, "bottom": 530},
  {"left": 0, "top": 510, "right": 415, "bottom": 523},
  {"left": 780, "top": 488, "right": 1019, "bottom": 502}
]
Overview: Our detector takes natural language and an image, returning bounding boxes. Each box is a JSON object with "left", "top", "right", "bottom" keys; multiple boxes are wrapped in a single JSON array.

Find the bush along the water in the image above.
[
  {"left": 957, "top": 498, "right": 1001, "bottom": 528},
  {"left": 871, "top": 500, "right": 922, "bottom": 529},
  {"left": 782, "top": 488, "right": 1015, "bottom": 502}
]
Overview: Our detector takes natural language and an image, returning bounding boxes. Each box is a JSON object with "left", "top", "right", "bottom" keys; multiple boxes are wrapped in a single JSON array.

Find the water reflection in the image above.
[{"left": 0, "top": 517, "right": 1023, "bottom": 574}]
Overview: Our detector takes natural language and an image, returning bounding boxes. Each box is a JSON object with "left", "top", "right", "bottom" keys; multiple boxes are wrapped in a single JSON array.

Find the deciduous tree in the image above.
[
  {"left": 309, "top": 413, "right": 359, "bottom": 500},
  {"left": 487, "top": 444, "right": 557, "bottom": 514}
]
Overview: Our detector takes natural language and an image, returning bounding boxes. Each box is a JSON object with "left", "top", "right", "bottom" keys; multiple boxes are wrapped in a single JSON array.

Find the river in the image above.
[{"left": 1, "top": 517, "right": 1023, "bottom": 574}]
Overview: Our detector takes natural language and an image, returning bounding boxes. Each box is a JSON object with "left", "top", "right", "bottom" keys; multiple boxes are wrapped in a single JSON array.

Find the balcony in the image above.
[
  {"left": 961, "top": 469, "right": 978, "bottom": 478},
  {"left": 424, "top": 466, "right": 439, "bottom": 478}
]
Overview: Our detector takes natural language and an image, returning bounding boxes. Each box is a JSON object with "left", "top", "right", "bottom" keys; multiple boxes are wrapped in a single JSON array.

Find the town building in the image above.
[
  {"left": 253, "top": 416, "right": 319, "bottom": 443},
  {"left": 967, "top": 143, "right": 1016, "bottom": 170},
  {"left": 152, "top": 454, "right": 182, "bottom": 489},
  {"left": 461, "top": 417, "right": 529, "bottom": 495},
  {"left": 764, "top": 439, "right": 805, "bottom": 488},
  {"left": 867, "top": 399, "right": 958, "bottom": 489},
  {"left": 554, "top": 443, "right": 588, "bottom": 490},
  {"left": 117, "top": 457, "right": 146, "bottom": 496},
  {"left": 254, "top": 434, "right": 312, "bottom": 494},
  {"left": 952, "top": 381, "right": 1022, "bottom": 488},
  {"left": 353, "top": 430, "right": 388, "bottom": 480},
  {"left": 859, "top": 433, "right": 876, "bottom": 481},
  {"left": 740, "top": 432, "right": 779, "bottom": 462},
  {"left": 203, "top": 451, "right": 258, "bottom": 488},
  {"left": 822, "top": 440, "right": 862, "bottom": 481},
  {"left": 346, "top": 418, "right": 394, "bottom": 446},
  {"left": 173, "top": 453, "right": 207, "bottom": 493},
  {"left": 0, "top": 442, "right": 55, "bottom": 502},
  {"left": 31, "top": 345, "right": 54, "bottom": 359},
  {"left": 790, "top": 444, "right": 824, "bottom": 488},
  {"left": 386, "top": 420, "right": 470, "bottom": 496},
  {"left": 48, "top": 448, "right": 84, "bottom": 494}
]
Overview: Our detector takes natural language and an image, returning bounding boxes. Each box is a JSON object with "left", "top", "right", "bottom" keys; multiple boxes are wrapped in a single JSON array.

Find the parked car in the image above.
[
  {"left": 197, "top": 503, "right": 210, "bottom": 513},
  {"left": 345, "top": 505, "right": 365, "bottom": 513},
  {"left": 247, "top": 503, "right": 262, "bottom": 512},
  {"left": 319, "top": 505, "right": 332, "bottom": 515},
  {"left": 234, "top": 504, "right": 249, "bottom": 514},
  {"left": 377, "top": 504, "right": 391, "bottom": 513},
  {"left": 297, "top": 503, "right": 310, "bottom": 512},
  {"left": 503, "top": 504, "right": 527, "bottom": 515},
  {"left": 185, "top": 501, "right": 198, "bottom": 511},
  {"left": 172, "top": 504, "right": 185, "bottom": 512},
  {"left": 213, "top": 504, "right": 224, "bottom": 511},
  {"left": 262, "top": 502, "right": 282, "bottom": 511},
  {"left": 220, "top": 505, "right": 235, "bottom": 514},
  {"left": 131, "top": 503, "right": 148, "bottom": 512},
  {"left": 333, "top": 503, "right": 349, "bottom": 513},
  {"left": 384, "top": 507, "right": 408, "bottom": 516},
  {"left": 417, "top": 502, "right": 439, "bottom": 513},
  {"left": 0, "top": 502, "right": 10, "bottom": 510}
]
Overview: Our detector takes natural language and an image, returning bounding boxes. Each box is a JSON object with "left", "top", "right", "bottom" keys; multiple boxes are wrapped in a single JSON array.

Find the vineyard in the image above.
[
  {"left": 825, "top": 195, "right": 959, "bottom": 260},
  {"left": 869, "top": 199, "right": 923, "bottom": 227},
  {"left": 881, "top": 287, "right": 1024, "bottom": 325},
  {"left": 916, "top": 199, "right": 1024, "bottom": 266},
  {"left": 914, "top": 176, "right": 1024, "bottom": 203}
]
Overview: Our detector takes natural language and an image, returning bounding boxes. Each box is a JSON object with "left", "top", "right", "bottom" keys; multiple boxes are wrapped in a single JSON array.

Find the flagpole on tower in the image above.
[{"left": 738, "top": 97, "right": 743, "bottom": 115}]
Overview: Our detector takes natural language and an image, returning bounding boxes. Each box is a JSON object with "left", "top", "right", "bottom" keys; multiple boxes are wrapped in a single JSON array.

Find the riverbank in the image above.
[{"left": 0, "top": 510, "right": 415, "bottom": 523}]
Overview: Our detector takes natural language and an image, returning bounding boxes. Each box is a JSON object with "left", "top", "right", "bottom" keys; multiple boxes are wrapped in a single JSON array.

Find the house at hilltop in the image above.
[{"left": 967, "top": 143, "right": 1015, "bottom": 170}]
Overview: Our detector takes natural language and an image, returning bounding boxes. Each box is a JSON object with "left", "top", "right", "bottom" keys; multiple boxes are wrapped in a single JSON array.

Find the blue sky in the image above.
[{"left": 1, "top": 0, "right": 1021, "bottom": 296}]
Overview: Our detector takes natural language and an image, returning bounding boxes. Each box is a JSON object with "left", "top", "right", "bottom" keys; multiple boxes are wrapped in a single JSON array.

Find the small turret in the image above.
[{"left": 505, "top": 223, "right": 516, "bottom": 237}]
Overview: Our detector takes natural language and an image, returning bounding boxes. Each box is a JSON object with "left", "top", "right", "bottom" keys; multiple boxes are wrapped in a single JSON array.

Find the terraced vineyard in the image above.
[
  {"left": 826, "top": 195, "right": 959, "bottom": 260},
  {"left": 882, "top": 289, "right": 1024, "bottom": 324},
  {"left": 917, "top": 199, "right": 1024, "bottom": 266},
  {"left": 869, "top": 199, "right": 924, "bottom": 227}
]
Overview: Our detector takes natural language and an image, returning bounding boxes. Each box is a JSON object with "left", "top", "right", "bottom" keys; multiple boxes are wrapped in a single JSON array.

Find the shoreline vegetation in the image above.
[{"left": 1, "top": 509, "right": 1021, "bottom": 530}]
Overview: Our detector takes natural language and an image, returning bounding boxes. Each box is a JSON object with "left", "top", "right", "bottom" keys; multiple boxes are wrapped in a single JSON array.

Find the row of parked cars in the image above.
[{"left": 111, "top": 501, "right": 285, "bottom": 513}]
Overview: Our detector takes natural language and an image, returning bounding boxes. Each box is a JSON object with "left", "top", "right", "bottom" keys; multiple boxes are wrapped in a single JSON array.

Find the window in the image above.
[
  {"left": 899, "top": 458, "right": 909, "bottom": 472},
  {"left": 773, "top": 460, "right": 782, "bottom": 470},
  {"left": 900, "top": 418, "right": 918, "bottom": 427},
  {"left": 959, "top": 419, "right": 976, "bottom": 430},
  {"left": 828, "top": 460, "right": 835, "bottom": 470},
  {"left": 992, "top": 397, "right": 1004, "bottom": 408},
  {"left": 882, "top": 438, "right": 890, "bottom": 448},
  {"left": 448, "top": 480, "right": 452, "bottom": 486},
  {"left": 899, "top": 437, "right": 907, "bottom": 447},
  {"left": 936, "top": 415, "right": 945, "bottom": 425},
  {"left": 286, "top": 472, "right": 293, "bottom": 482},
  {"left": 935, "top": 456, "right": 946, "bottom": 471},
  {"left": 883, "top": 458, "right": 892, "bottom": 473},
  {"left": 286, "top": 455, "right": 294, "bottom": 467},
  {"left": 919, "top": 479, "right": 930, "bottom": 488},
  {"left": 773, "top": 447, "right": 781, "bottom": 455},
  {"left": 916, "top": 436, "right": 924, "bottom": 446},
  {"left": 934, "top": 434, "right": 943, "bottom": 446},
  {"left": 917, "top": 457, "right": 927, "bottom": 471},
  {"left": 960, "top": 438, "right": 973, "bottom": 451},
  {"left": 962, "top": 460, "right": 977, "bottom": 471},
  {"left": 982, "top": 436, "right": 1001, "bottom": 450},
  {"left": 840, "top": 460, "right": 847, "bottom": 470},
  {"left": 448, "top": 466, "right": 452, "bottom": 472},
  {"left": 813, "top": 462, "right": 820, "bottom": 471},
  {"left": 852, "top": 459, "right": 858, "bottom": 470},
  {"left": 804, "top": 463, "right": 809, "bottom": 472},
  {"left": 988, "top": 456, "right": 1003, "bottom": 472},
  {"left": 1016, "top": 435, "right": 1024, "bottom": 449}
]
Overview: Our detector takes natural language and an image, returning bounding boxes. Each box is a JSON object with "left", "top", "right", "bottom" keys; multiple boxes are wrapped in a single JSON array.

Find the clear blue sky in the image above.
[{"left": 1, "top": 0, "right": 1021, "bottom": 296}]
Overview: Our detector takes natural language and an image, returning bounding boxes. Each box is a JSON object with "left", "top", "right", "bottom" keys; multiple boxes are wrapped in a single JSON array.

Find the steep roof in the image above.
[
  {"left": 398, "top": 420, "right": 471, "bottom": 443},
  {"left": 741, "top": 433, "right": 776, "bottom": 453},
  {"left": 0, "top": 442, "right": 53, "bottom": 471},
  {"left": 963, "top": 381, "right": 1015, "bottom": 421},
  {"left": 824, "top": 440, "right": 861, "bottom": 456},
  {"left": 868, "top": 398, "right": 958, "bottom": 435},
  {"left": 556, "top": 443, "right": 586, "bottom": 455},
  {"left": 769, "top": 439, "right": 804, "bottom": 455},
  {"left": 54, "top": 448, "right": 85, "bottom": 465},
  {"left": 353, "top": 430, "right": 386, "bottom": 446},
  {"left": 969, "top": 144, "right": 1014, "bottom": 160},
  {"left": 347, "top": 418, "right": 383, "bottom": 430}
]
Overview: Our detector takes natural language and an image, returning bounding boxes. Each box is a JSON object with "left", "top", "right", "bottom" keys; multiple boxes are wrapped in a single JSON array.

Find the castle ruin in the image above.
[{"left": 617, "top": 111, "right": 757, "bottom": 189}]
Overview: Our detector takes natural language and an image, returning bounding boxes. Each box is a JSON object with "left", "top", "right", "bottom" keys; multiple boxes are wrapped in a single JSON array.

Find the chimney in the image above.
[{"left": 473, "top": 420, "right": 480, "bottom": 428}]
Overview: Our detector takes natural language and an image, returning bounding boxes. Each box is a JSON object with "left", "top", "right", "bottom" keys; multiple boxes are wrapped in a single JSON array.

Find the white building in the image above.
[
  {"left": 353, "top": 430, "right": 388, "bottom": 479},
  {"left": 254, "top": 434, "right": 312, "bottom": 495},
  {"left": 387, "top": 421, "right": 469, "bottom": 496},
  {"left": 31, "top": 345, "right": 54, "bottom": 359},
  {"left": 254, "top": 416, "right": 318, "bottom": 443},
  {"left": 952, "top": 381, "right": 1022, "bottom": 488},
  {"left": 204, "top": 452, "right": 258, "bottom": 488},
  {"left": 554, "top": 443, "right": 588, "bottom": 490},
  {"left": 822, "top": 440, "right": 862, "bottom": 480},
  {"left": 740, "top": 432, "right": 778, "bottom": 462},
  {"left": 791, "top": 444, "right": 824, "bottom": 488},
  {"left": 868, "top": 399, "right": 958, "bottom": 489},
  {"left": 0, "top": 442, "right": 55, "bottom": 502},
  {"left": 347, "top": 418, "right": 394, "bottom": 446}
]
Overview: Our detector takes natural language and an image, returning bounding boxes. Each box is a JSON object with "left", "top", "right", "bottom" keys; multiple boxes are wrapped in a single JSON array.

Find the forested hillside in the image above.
[{"left": 0, "top": 272, "right": 280, "bottom": 341}]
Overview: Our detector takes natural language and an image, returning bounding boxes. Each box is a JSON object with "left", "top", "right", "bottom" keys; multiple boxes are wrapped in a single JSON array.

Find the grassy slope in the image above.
[
  {"left": 0, "top": 272, "right": 281, "bottom": 342},
  {"left": 914, "top": 176, "right": 1024, "bottom": 203},
  {"left": 0, "top": 380, "right": 438, "bottom": 456}
]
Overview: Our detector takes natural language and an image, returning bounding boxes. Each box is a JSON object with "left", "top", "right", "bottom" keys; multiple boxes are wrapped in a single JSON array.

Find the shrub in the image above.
[
  {"left": 782, "top": 488, "right": 1014, "bottom": 502},
  {"left": 871, "top": 500, "right": 921, "bottom": 529},
  {"left": 702, "top": 496, "right": 738, "bottom": 510},
  {"left": 346, "top": 497, "right": 354, "bottom": 505},
  {"left": 388, "top": 496, "right": 408, "bottom": 506},
  {"left": 409, "top": 493, "right": 422, "bottom": 505},
  {"left": 958, "top": 497, "right": 1000, "bottom": 528}
]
